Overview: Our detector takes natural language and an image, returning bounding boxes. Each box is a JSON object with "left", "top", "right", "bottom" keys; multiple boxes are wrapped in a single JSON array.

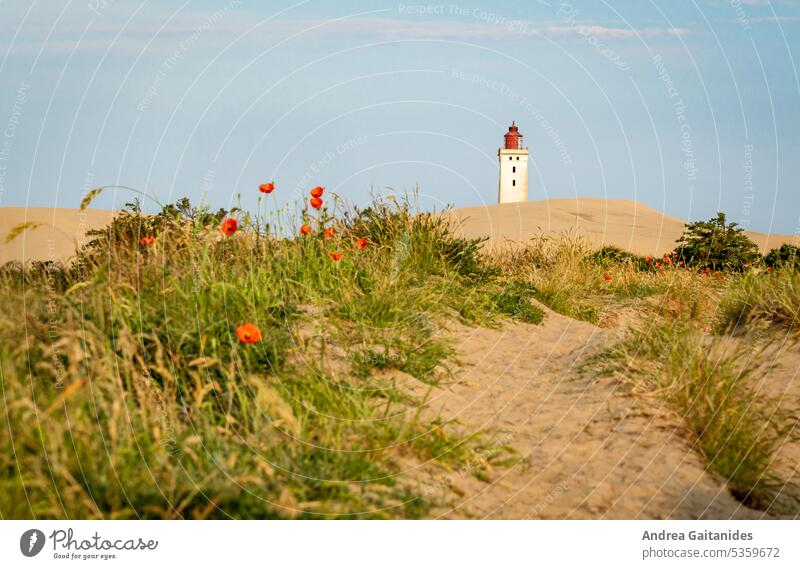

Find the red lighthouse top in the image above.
[{"left": 504, "top": 121, "right": 523, "bottom": 149}]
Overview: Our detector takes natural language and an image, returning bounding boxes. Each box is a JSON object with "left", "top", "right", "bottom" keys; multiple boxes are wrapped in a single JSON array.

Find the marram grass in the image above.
[{"left": 0, "top": 194, "right": 541, "bottom": 519}]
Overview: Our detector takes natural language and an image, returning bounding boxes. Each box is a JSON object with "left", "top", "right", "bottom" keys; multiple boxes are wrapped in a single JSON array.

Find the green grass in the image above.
[
  {"left": 0, "top": 195, "right": 541, "bottom": 519},
  {"left": 6, "top": 194, "right": 795, "bottom": 518},
  {"left": 716, "top": 268, "right": 800, "bottom": 339},
  {"left": 612, "top": 321, "right": 794, "bottom": 509},
  {"left": 489, "top": 234, "right": 666, "bottom": 324}
]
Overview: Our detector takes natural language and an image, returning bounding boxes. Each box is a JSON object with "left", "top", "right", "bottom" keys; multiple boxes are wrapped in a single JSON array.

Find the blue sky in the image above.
[{"left": 1, "top": 0, "right": 799, "bottom": 233}]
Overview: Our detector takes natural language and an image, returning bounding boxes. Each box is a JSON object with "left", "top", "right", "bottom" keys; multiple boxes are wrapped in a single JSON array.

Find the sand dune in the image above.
[
  {"left": 0, "top": 207, "right": 118, "bottom": 264},
  {"left": 1, "top": 200, "right": 797, "bottom": 263},
  {"left": 449, "top": 198, "right": 797, "bottom": 256}
]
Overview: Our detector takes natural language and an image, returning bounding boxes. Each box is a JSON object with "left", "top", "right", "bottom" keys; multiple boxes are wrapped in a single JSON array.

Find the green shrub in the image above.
[
  {"left": 763, "top": 243, "right": 800, "bottom": 270},
  {"left": 587, "top": 245, "right": 647, "bottom": 269},
  {"left": 673, "top": 212, "right": 760, "bottom": 272}
]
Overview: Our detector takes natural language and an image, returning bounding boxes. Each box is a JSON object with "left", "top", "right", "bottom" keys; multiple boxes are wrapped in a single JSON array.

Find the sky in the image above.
[{"left": 0, "top": 0, "right": 799, "bottom": 234}]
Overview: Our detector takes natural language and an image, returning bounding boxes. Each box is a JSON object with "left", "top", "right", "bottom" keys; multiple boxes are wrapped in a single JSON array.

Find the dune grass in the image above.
[
  {"left": 3, "top": 196, "right": 796, "bottom": 518},
  {"left": 715, "top": 268, "right": 800, "bottom": 339},
  {"left": 0, "top": 195, "right": 541, "bottom": 519},
  {"left": 510, "top": 235, "right": 797, "bottom": 510},
  {"left": 490, "top": 235, "right": 668, "bottom": 323},
  {"left": 611, "top": 321, "right": 794, "bottom": 508}
]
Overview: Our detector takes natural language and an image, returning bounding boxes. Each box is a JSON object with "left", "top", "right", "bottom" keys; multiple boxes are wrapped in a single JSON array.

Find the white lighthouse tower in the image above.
[{"left": 498, "top": 122, "right": 529, "bottom": 204}]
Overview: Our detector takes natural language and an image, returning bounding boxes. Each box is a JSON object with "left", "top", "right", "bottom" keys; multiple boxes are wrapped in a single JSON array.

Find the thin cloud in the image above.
[
  {"left": 542, "top": 25, "right": 689, "bottom": 38},
  {"left": 748, "top": 15, "right": 800, "bottom": 21},
  {"left": 7, "top": 16, "right": 691, "bottom": 56}
]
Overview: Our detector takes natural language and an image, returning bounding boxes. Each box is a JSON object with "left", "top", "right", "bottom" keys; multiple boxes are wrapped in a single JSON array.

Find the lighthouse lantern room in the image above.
[{"left": 498, "top": 121, "right": 529, "bottom": 204}]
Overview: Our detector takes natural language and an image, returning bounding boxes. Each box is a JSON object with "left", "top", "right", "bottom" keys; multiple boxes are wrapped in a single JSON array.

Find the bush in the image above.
[
  {"left": 673, "top": 212, "right": 760, "bottom": 272},
  {"left": 588, "top": 245, "right": 639, "bottom": 266},
  {"left": 763, "top": 243, "right": 800, "bottom": 270}
]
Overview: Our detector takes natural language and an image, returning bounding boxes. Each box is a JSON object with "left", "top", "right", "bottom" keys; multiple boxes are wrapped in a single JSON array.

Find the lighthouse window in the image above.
[
  {"left": 512, "top": 180, "right": 516, "bottom": 186},
  {"left": 512, "top": 166, "right": 516, "bottom": 173},
  {"left": 516, "top": 156, "right": 519, "bottom": 160},
  {"left": 508, "top": 157, "right": 512, "bottom": 161}
]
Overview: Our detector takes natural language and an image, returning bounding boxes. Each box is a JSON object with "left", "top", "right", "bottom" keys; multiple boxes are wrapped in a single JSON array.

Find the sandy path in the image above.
[{"left": 427, "top": 306, "right": 771, "bottom": 519}]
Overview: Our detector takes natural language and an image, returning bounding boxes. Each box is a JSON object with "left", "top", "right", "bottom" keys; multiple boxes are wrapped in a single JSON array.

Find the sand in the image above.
[
  {"left": 0, "top": 207, "right": 118, "bottom": 265},
  {"left": 448, "top": 198, "right": 797, "bottom": 256},
  {"left": 424, "top": 306, "right": 795, "bottom": 519}
]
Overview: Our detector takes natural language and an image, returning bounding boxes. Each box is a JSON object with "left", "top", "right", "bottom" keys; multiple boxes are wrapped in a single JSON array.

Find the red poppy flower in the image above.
[
  {"left": 767, "top": 266, "right": 773, "bottom": 271},
  {"left": 236, "top": 322, "right": 261, "bottom": 344},
  {"left": 310, "top": 186, "right": 324, "bottom": 198},
  {"left": 355, "top": 237, "right": 368, "bottom": 251},
  {"left": 310, "top": 197, "right": 323, "bottom": 210},
  {"left": 221, "top": 218, "right": 238, "bottom": 236},
  {"left": 324, "top": 227, "right": 336, "bottom": 239},
  {"left": 259, "top": 181, "right": 275, "bottom": 194},
  {"left": 329, "top": 251, "right": 343, "bottom": 261},
  {"left": 139, "top": 236, "right": 155, "bottom": 246},
  {"left": 603, "top": 273, "right": 613, "bottom": 281},
  {"left": 300, "top": 224, "right": 312, "bottom": 236},
  {"left": 705, "top": 267, "right": 711, "bottom": 273},
  {"left": 645, "top": 256, "right": 652, "bottom": 263}
]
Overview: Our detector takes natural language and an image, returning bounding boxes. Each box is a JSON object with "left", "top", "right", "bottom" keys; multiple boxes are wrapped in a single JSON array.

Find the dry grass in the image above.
[{"left": 489, "top": 233, "right": 666, "bottom": 323}]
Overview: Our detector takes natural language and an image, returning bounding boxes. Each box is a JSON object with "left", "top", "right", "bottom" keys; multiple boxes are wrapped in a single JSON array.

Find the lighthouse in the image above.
[{"left": 498, "top": 122, "right": 529, "bottom": 204}]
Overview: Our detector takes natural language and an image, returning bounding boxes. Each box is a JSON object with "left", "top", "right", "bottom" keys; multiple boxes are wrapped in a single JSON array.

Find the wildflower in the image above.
[
  {"left": 259, "top": 181, "right": 275, "bottom": 194},
  {"left": 300, "top": 224, "right": 312, "bottom": 236},
  {"left": 767, "top": 266, "right": 773, "bottom": 272},
  {"left": 139, "top": 236, "right": 155, "bottom": 246},
  {"left": 310, "top": 197, "right": 323, "bottom": 210},
  {"left": 355, "top": 237, "right": 368, "bottom": 251},
  {"left": 645, "top": 256, "right": 652, "bottom": 263},
  {"left": 236, "top": 322, "right": 261, "bottom": 344},
  {"left": 310, "top": 186, "right": 324, "bottom": 198},
  {"left": 221, "top": 218, "right": 238, "bottom": 236},
  {"left": 705, "top": 267, "right": 711, "bottom": 273},
  {"left": 329, "top": 251, "right": 343, "bottom": 261},
  {"left": 324, "top": 226, "right": 336, "bottom": 239},
  {"left": 603, "top": 273, "right": 613, "bottom": 281}
]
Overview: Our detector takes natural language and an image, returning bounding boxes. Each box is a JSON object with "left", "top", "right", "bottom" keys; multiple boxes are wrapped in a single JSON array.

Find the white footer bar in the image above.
[{"left": 1, "top": 520, "right": 797, "bottom": 568}]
